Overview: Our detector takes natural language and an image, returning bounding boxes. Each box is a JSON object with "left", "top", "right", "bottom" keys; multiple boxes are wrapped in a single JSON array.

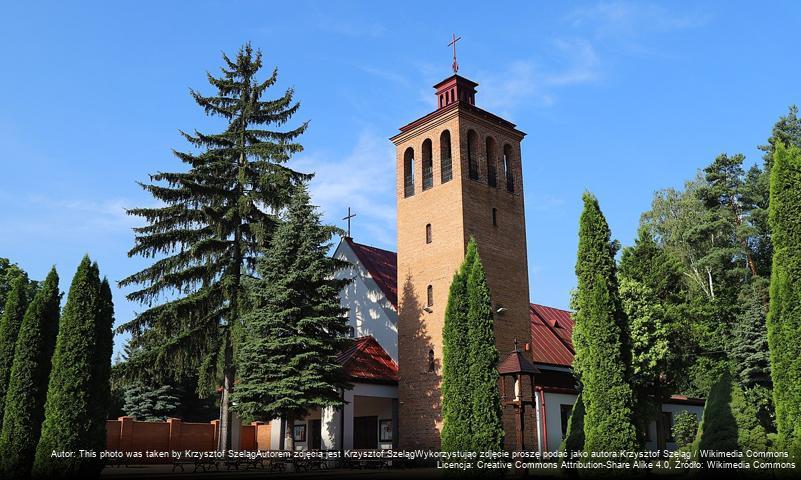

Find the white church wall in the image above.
[
  {"left": 542, "top": 391, "right": 579, "bottom": 452},
  {"left": 540, "top": 391, "right": 705, "bottom": 452},
  {"left": 333, "top": 241, "right": 398, "bottom": 361}
]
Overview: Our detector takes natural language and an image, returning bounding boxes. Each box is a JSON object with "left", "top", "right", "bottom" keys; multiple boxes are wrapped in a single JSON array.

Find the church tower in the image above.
[{"left": 391, "top": 73, "right": 533, "bottom": 450}]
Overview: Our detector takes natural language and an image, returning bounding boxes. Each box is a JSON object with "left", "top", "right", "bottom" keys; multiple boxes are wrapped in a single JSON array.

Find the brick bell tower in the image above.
[{"left": 391, "top": 72, "right": 533, "bottom": 450}]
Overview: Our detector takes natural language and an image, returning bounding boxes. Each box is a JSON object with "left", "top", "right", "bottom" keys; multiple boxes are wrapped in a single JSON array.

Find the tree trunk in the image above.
[{"left": 218, "top": 333, "right": 234, "bottom": 452}]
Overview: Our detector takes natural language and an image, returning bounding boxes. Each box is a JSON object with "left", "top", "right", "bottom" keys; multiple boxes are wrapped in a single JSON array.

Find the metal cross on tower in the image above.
[
  {"left": 448, "top": 33, "right": 461, "bottom": 74},
  {"left": 343, "top": 207, "right": 356, "bottom": 238}
]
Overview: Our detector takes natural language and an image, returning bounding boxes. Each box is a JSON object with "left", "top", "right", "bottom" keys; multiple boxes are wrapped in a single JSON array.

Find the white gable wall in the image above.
[{"left": 333, "top": 240, "right": 398, "bottom": 361}]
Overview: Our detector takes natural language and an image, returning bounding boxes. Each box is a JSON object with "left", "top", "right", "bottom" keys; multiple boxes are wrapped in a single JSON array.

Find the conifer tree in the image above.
[
  {"left": 0, "top": 268, "right": 60, "bottom": 480},
  {"left": 692, "top": 371, "right": 768, "bottom": 468},
  {"left": 118, "top": 43, "right": 309, "bottom": 449},
  {"left": 573, "top": 192, "right": 639, "bottom": 454},
  {"left": 232, "top": 184, "right": 349, "bottom": 436},
  {"left": 122, "top": 383, "right": 181, "bottom": 421},
  {"left": 0, "top": 275, "right": 28, "bottom": 432},
  {"left": 561, "top": 393, "right": 585, "bottom": 455},
  {"left": 466, "top": 241, "right": 504, "bottom": 452},
  {"left": 440, "top": 242, "right": 476, "bottom": 452},
  {"left": 767, "top": 142, "right": 801, "bottom": 458},
  {"left": 33, "top": 257, "right": 112, "bottom": 479}
]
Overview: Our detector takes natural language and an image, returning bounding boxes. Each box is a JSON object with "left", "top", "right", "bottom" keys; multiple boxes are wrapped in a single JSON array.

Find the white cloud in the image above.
[
  {"left": 477, "top": 39, "right": 601, "bottom": 117},
  {"left": 1, "top": 194, "right": 137, "bottom": 238},
  {"left": 291, "top": 130, "right": 397, "bottom": 249},
  {"left": 567, "top": 1, "right": 708, "bottom": 37}
]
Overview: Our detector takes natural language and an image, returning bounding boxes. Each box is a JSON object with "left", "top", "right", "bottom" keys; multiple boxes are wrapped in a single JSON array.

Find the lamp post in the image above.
[{"left": 498, "top": 339, "right": 539, "bottom": 455}]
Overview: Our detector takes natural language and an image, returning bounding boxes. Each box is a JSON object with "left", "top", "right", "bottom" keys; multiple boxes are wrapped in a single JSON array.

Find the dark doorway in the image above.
[
  {"left": 353, "top": 416, "right": 378, "bottom": 449},
  {"left": 309, "top": 419, "right": 322, "bottom": 450}
]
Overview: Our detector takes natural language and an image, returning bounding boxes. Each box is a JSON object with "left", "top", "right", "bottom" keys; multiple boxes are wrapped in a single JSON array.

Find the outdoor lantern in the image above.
[{"left": 498, "top": 339, "right": 540, "bottom": 453}]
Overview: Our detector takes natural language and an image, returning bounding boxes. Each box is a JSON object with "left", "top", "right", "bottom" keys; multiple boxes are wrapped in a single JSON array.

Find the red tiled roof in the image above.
[
  {"left": 337, "top": 336, "right": 399, "bottom": 384},
  {"left": 345, "top": 238, "right": 398, "bottom": 308},
  {"left": 529, "top": 304, "right": 575, "bottom": 368}
]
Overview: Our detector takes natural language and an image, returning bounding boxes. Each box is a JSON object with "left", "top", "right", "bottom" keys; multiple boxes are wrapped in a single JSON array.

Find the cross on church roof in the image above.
[
  {"left": 448, "top": 33, "right": 461, "bottom": 74},
  {"left": 343, "top": 207, "right": 356, "bottom": 238}
]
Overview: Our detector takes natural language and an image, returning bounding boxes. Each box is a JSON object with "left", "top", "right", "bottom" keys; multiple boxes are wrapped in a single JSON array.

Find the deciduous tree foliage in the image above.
[
  {"left": 118, "top": 43, "right": 309, "bottom": 449},
  {"left": 440, "top": 242, "right": 476, "bottom": 452},
  {"left": 573, "top": 192, "right": 639, "bottom": 455},
  {"left": 231, "top": 185, "right": 349, "bottom": 440},
  {"left": 672, "top": 410, "right": 698, "bottom": 450},
  {"left": 0, "top": 268, "right": 60, "bottom": 480},
  {"left": 767, "top": 142, "right": 801, "bottom": 458},
  {"left": 0, "top": 276, "right": 28, "bottom": 432},
  {"left": 33, "top": 257, "right": 114, "bottom": 479}
]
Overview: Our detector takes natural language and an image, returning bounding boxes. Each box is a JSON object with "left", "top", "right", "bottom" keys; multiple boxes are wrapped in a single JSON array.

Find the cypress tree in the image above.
[
  {"left": 118, "top": 43, "right": 309, "bottom": 449},
  {"left": 693, "top": 371, "right": 768, "bottom": 468},
  {"left": 0, "top": 268, "right": 60, "bottom": 480},
  {"left": 560, "top": 393, "right": 585, "bottom": 456},
  {"left": 466, "top": 241, "right": 504, "bottom": 452},
  {"left": 0, "top": 275, "right": 28, "bottom": 432},
  {"left": 573, "top": 192, "right": 639, "bottom": 455},
  {"left": 767, "top": 142, "right": 801, "bottom": 458},
  {"left": 232, "top": 184, "right": 349, "bottom": 434},
  {"left": 33, "top": 257, "right": 109, "bottom": 479},
  {"left": 440, "top": 242, "right": 476, "bottom": 452}
]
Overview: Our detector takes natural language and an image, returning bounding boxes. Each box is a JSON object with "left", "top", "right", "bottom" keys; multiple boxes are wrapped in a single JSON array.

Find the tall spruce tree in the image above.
[
  {"left": 0, "top": 275, "right": 28, "bottom": 432},
  {"left": 767, "top": 142, "right": 801, "bottom": 458},
  {"left": 729, "top": 280, "right": 773, "bottom": 429},
  {"left": 118, "top": 43, "right": 309, "bottom": 449},
  {"left": 573, "top": 192, "right": 639, "bottom": 455},
  {"left": 231, "top": 184, "right": 349, "bottom": 440},
  {"left": 33, "top": 257, "right": 112, "bottom": 479},
  {"left": 466, "top": 241, "right": 504, "bottom": 452},
  {"left": 0, "top": 268, "right": 60, "bottom": 480},
  {"left": 440, "top": 242, "right": 476, "bottom": 452}
]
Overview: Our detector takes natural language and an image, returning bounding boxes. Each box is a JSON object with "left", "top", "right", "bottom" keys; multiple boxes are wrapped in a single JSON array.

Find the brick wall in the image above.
[{"left": 394, "top": 101, "right": 536, "bottom": 451}]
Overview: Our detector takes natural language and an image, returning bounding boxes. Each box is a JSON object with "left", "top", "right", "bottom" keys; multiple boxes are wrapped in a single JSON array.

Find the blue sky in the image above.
[{"left": 1, "top": 1, "right": 800, "bottom": 356}]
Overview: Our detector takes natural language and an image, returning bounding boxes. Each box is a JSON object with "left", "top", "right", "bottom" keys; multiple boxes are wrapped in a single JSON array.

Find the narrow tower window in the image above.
[
  {"left": 467, "top": 129, "right": 479, "bottom": 180},
  {"left": 492, "top": 208, "right": 498, "bottom": 227},
  {"left": 427, "top": 285, "right": 434, "bottom": 307},
  {"left": 426, "top": 223, "right": 432, "bottom": 244},
  {"left": 440, "top": 130, "right": 452, "bottom": 183},
  {"left": 486, "top": 136, "right": 497, "bottom": 187},
  {"left": 503, "top": 144, "right": 514, "bottom": 193},
  {"left": 422, "top": 139, "right": 433, "bottom": 190},
  {"left": 404, "top": 147, "right": 415, "bottom": 197}
]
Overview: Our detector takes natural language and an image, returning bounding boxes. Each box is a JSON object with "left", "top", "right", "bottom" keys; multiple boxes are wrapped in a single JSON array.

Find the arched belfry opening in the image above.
[
  {"left": 440, "top": 130, "right": 452, "bottom": 183},
  {"left": 422, "top": 139, "right": 433, "bottom": 191},
  {"left": 486, "top": 136, "right": 497, "bottom": 187},
  {"left": 467, "top": 129, "right": 479, "bottom": 181},
  {"left": 404, "top": 147, "right": 415, "bottom": 197},
  {"left": 503, "top": 144, "right": 514, "bottom": 193}
]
